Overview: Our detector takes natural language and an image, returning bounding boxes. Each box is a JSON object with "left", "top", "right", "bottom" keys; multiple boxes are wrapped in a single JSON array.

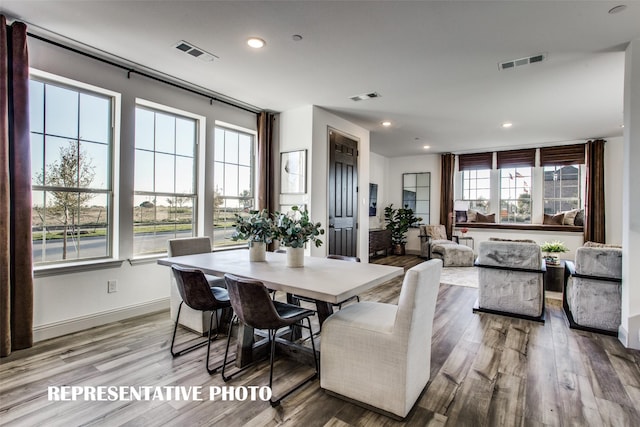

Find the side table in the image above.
[
  {"left": 458, "top": 236, "right": 474, "bottom": 250},
  {"left": 544, "top": 260, "right": 565, "bottom": 292}
]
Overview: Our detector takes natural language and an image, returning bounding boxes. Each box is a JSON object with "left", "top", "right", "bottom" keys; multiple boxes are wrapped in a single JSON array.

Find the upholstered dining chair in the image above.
[
  {"left": 320, "top": 259, "right": 442, "bottom": 420},
  {"left": 170, "top": 265, "right": 233, "bottom": 374},
  {"left": 222, "top": 273, "right": 318, "bottom": 407},
  {"left": 168, "top": 237, "right": 226, "bottom": 334}
]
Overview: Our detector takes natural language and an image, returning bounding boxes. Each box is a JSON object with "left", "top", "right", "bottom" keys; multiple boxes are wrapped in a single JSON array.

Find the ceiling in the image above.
[{"left": 3, "top": 1, "right": 640, "bottom": 157}]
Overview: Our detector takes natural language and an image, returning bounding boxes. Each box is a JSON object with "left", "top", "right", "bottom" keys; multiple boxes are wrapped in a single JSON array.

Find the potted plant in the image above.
[
  {"left": 540, "top": 240, "right": 569, "bottom": 266},
  {"left": 274, "top": 205, "right": 325, "bottom": 267},
  {"left": 384, "top": 204, "right": 422, "bottom": 255},
  {"left": 231, "top": 209, "right": 277, "bottom": 262}
]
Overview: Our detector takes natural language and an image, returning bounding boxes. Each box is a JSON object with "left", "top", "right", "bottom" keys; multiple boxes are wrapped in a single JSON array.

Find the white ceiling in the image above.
[{"left": 3, "top": 1, "right": 640, "bottom": 157}]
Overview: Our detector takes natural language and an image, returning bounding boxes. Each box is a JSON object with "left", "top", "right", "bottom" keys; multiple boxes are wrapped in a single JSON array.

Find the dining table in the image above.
[{"left": 158, "top": 250, "right": 404, "bottom": 367}]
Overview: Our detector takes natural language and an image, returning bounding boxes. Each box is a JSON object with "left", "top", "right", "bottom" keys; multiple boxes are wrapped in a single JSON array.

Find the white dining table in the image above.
[{"left": 157, "top": 250, "right": 404, "bottom": 366}]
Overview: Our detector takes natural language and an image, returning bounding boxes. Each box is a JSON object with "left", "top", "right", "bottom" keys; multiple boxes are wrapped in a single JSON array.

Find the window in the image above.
[
  {"left": 30, "top": 76, "right": 114, "bottom": 264},
  {"left": 402, "top": 172, "right": 430, "bottom": 224},
  {"left": 213, "top": 126, "right": 255, "bottom": 249},
  {"left": 461, "top": 169, "right": 490, "bottom": 213},
  {"left": 500, "top": 167, "right": 532, "bottom": 223},
  {"left": 544, "top": 165, "right": 581, "bottom": 214},
  {"left": 133, "top": 104, "right": 198, "bottom": 255}
]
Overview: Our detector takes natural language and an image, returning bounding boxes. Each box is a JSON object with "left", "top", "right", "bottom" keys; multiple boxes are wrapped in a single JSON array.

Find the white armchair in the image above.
[{"left": 320, "top": 259, "right": 442, "bottom": 419}]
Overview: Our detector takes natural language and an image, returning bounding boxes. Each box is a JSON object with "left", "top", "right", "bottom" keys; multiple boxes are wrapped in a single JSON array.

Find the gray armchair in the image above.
[
  {"left": 419, "top": 225, "right": 473, "bottom": 266},
  {"left": 474, "top": 240, "right": 546, "bottom": 322},
  {"left": 564, "top": 245, "right": 622, "bottom": 335}
]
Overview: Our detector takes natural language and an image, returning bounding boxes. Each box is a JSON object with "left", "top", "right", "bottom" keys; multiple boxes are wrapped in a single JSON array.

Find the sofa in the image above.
[{"left": 564, "top": 243, "right": 622, "bottom": 335}]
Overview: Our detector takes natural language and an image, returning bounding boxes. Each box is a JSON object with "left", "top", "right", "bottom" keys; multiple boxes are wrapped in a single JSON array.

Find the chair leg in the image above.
[{"left": 171, "top": 303, "right": 223, "bottom": 359}]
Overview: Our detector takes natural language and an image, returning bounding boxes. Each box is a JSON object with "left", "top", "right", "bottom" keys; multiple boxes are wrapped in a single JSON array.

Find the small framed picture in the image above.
[{"left": 280, "top": 150, "right": 306, "bottom": 194}]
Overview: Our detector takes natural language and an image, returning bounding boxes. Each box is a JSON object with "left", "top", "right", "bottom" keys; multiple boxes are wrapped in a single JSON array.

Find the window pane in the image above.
[
  {"left": 80, "top": 141, "right": 108, "bottom": 189},
  {"left": 224, "top": 131, "right": 239, "bottom": 164},
  {"left": 238, "top": 166, "right": 251, "bottom": 196},
  {"left": 134, "top": 149, "right": 154, "bottom": 192},
  {"left": 175, "top": 117, "right": 195, "bottom": 157},
  {"left": 45, "top": 137, "right": 79, "bottom": 188},
  {"left": 224, "top": 164, "right": 238, "bottom": 196},
  {"left": 135, "top": 108, "right": 155, "bottom": 151},
  {"left": 238, "top": 134, "right": 252, "bottom": 166},
  {"left": 214, "top": 128, "right": 225, "bottom": 161},
  {"left": 155, "top": 112, "right": 175, "bottom": 154},
  {"left": 80, "top": 93, "right": 110, "bottom": 143},
  {"left": 45, "top": 85, "right": 78, "bottom": 139},
  {"left": 155, "top": 152, "right": 175, "bottom": 193},
  {"left": 29, "top": 80, "right": 44, "bottom": 133},
  {"left": 175, "top": 156, "right": 194, "bottom": 194},
  {"left": 214, "top": 162, "right": 225, "bottom": 196},
  {"left": 31, "top": 133, "right": 44, "bottom": 186}
]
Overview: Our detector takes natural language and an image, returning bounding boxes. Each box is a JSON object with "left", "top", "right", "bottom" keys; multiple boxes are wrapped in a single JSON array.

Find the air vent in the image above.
[
  {"left": 174, "top": 40, "right": 218, "bottom": 62},
  {"left": 499, "top": 53, "right": 547, "bottom": 71},
  {"left": 349, "top": 92, "right": 381, "bottom": 101}
]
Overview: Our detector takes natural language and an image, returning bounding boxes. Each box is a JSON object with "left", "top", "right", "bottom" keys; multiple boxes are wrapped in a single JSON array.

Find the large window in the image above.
[
  {"left": 461, "top": 169, "right": 490, "bottom": 213},
  {"left": 500, "top": 167, "right": 532, "bottom": 223},
  {"left": 544, "top": 165, "right": 581, "bottom": 214},
  {"left": 133, "top": 104, "right": 198, "bottom": 255},
  {"left": 213, "top": 126, "right": 255, "bottom": 248},
  {"left": 30, "top": 76, "right": 114, "bottom": 264}
]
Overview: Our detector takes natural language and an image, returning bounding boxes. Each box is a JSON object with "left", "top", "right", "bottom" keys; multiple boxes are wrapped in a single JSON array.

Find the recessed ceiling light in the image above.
[
  {"left": 502, "top": 122, "right": 513, "bottom": 128},
  {"left": 381, "top": 121, "right": 392, "bottom": 127},
  {"left": 247, "top": 37, "right": 266, "bottom": 49},
  {"left": 608, "top": 5, "right": 627, "bottom": 14},
  {"left": 423, "top": 145, "right": 431, "bottom": 150}
]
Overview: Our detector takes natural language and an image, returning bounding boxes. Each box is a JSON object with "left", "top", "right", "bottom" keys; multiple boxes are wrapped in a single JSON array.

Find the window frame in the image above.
[
  {"left": 132, "top": 98, "right": 204, "bottom": 257},
  {"left": 29, "top": 69, "right": 121, "bottom": 268},
  {"left": 499, "top": 166, "right": 533, "bottom": 224},
  {"left": 461, "top": 168, "right": 491, "bottom": 214},
  {"left": 543, "top": 164, "right": 583, "bottom": 215}
]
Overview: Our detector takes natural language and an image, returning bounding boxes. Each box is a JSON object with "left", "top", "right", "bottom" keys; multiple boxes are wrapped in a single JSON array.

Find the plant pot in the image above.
[
  {"left": 393, "top": 244, "right": 406, "bottom": 256},
  {"left": 249, "top": 241, "right": 266, "bottom": 262},
  {"left": 286, "top": 247, "right": 304, "bottom": 267}
]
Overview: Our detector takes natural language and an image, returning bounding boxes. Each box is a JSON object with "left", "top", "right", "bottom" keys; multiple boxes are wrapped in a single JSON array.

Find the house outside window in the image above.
[
  {"left": 133, "top": 104, "right": 198, "bottom": 256},
  {"left": 461, "top": 169, "right": 490, "bottom": 213},
  {"left": 213, "top": 126, "right": 255, "bottom": 249},
  {"left": 500, "top": 167, "right": 532, "bottom": 223},
  {"left": 543, "top": 165, "right": 581, "bottom": 214},
  {"left": 29, "top": 75, "right": 115, "bottom": 264}
]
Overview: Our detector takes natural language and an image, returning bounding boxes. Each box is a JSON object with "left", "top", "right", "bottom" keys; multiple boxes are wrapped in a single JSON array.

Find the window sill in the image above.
[
  {"left": 34, "top": 259, "right": 125, "bottom": 278},
  {"left": 456, "top": 222, "right": 584, "bottom": 233}
]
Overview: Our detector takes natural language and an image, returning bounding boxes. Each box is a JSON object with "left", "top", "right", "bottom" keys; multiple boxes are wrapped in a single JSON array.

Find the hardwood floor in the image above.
[{"left": 1, "top": 255, "right": 639, "bottom": 426}]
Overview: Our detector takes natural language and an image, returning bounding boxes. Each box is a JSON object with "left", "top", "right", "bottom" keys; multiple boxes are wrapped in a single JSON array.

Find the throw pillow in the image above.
[
  {"left": 467, "top": 209, "right": 478, "bottom": 222},
  {"left": 489, "top": 237, "right": 536, "bottom": 243},
  {"left": 543, "top": 213, "right": 565, "bottom": 225},
  {"left": 584, "top": 241, "right": 622, "bottom": 249},
  {"left": 427, "top": 225, "right": 448, "bottom": 240},
  {"left": 563, "top": 209, "right": 579, "bottom": 226},
  {"left": 574, "top": 210, "right": 585, "bottom": 226},
  {"left": 455, "top": 210, "right": 468, "bottom": 223},
  {"left": 476, "top": 212, "right": 495, "bottom": 223}
]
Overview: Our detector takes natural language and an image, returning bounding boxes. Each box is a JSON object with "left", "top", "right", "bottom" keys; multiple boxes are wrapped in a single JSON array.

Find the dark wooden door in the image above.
[{"left": 328, "top": 130, "right": 358, "bottom": 257}]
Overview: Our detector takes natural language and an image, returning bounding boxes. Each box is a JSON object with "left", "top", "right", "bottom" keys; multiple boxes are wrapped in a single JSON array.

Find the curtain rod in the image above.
[{"left": 26, "top": 31, "right": 262, "bottom": 115}]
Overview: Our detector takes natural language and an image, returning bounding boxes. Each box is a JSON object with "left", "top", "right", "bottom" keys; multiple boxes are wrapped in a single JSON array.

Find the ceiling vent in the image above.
[
  {"left": 499, "top": 53, "right": 546, "bottom": 71},
  {"left": 174, "top": 40, "right": 218, "bottom": 62},
  {"left": 349, "top": 92, "right": 381, "bottom": 101}
]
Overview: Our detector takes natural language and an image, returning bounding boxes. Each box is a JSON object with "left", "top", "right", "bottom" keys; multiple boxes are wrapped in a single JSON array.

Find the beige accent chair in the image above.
[
  {"left": 564, "top": 245, "right": 622, "bottom": 335},
  {"left": 168, "top": 237, "right": 225, "bottom": 334},
  {"left": 320, "top": 259, "right": 442, "bottom": 419},
  {"left": 419, "top": 224, "right": 474, "bottom": 266},
  {"left": 474, "top": 240, "right": 546, "bottom": 322}
]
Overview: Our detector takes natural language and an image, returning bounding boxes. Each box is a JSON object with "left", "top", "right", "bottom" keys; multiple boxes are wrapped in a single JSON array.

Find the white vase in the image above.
[
  {"left": 286, "top": 247, "right": 304, "bottom": 268},
  {"left": 249, "top": 241, "right": 266, "bottom": 262}
]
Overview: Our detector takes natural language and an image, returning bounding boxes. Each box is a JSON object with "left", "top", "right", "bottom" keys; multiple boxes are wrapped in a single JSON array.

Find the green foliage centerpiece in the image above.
[
  {"left": 274, "top": 205, "right": 325, "bottom": 267},
  {"left": 232, "top": 209, "right": 277, "bottom": 262},
  {"left": 540, "top": 240, "right": 569, "bottom": 266},
  {"left": 384, "top": 204, "right": 422, "bottom": 255}
]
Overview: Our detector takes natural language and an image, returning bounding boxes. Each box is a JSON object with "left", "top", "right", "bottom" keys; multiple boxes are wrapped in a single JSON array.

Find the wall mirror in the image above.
[
  {"left": 402, "top": 172, "right": 430, "bottom": 224},
  {"left": 369, "top": 183, "right": 378, "bottom": 216}
]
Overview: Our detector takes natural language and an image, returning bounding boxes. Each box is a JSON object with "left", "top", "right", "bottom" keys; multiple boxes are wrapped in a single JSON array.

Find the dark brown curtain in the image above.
[
  {"left": 256, "top": 111, "right": 276, "bottom": 249},
  {"left": 585, "top": 139, "right": 606, "bottom": 243},
  {"left": 1, "top": 16, "right": 33, "bottom": 357},
  {"left": 458, "top": 152, "right": 493, "bottom": 171},
  {"left": 440, "top": 153, "right": 455, "bottom": 239}
]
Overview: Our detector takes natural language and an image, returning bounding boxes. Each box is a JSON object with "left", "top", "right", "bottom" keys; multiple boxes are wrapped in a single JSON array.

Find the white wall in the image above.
[
  {"left": 369, "top": 152, "right": 389, "bottom": 230},
  {"left": 621, "top": 39, "right": 640, "bottom": 349},
  {"left": 279, "top": 106, "right": 371, "bottom": 261},
  {"left": 605, "top": 137, "right": 624, "bottom": 245},
  {"left": 29, "top": 37, "right": 257, "bottom": 341},
  {"left": 387, "top": 154, "right": 442, "bottom": 254}
]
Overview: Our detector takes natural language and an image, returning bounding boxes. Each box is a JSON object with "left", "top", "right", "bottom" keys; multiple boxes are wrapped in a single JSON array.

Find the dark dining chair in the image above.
[
  {"left": 221, "top": 273, "right": 318, "bottom": 407},
  {"left": 170, "top": 265, "right": 234, "bottom": 374}
]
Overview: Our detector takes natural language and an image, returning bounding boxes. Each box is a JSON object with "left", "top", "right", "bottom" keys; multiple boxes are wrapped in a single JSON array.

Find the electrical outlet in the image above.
[{"left": 107, "top": 280, "right": 117, "bottom": 293}]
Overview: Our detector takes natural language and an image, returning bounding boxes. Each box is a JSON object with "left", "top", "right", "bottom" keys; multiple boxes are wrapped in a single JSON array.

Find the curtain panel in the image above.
[
  {"left": 585, "top": 139, "right": 606, "bottom": 243},
  {"left": 458, "top": 152, "right": 493, "bottom": 171},
  {"left": 1, "top": 16, "right": 33, "bottom": 357},
  {"left": 440, "top": 153, "right": 455, "bottom": 239},
  {"left": 496, "top": 148, "right": 536, "bottom": 169},
  {"left": 540, "top": 143, "right": 586, "bottom": 166},
  {"left": 256, "top": 111, "right": 276, "bottom": 250}
]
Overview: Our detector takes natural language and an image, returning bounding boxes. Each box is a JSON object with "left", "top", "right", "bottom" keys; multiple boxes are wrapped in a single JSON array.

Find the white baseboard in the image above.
[
  {"left": 33, "top": 298, "right": 170, "bottom": 343},
  {"left": 618, "top": 313, "right": 640, "bottom": 350}
]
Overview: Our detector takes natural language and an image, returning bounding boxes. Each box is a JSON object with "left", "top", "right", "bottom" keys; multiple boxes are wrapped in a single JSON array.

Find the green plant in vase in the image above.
[
  {"left": 540, "top": 240, "right": 568, "bottom": 266},
  {"left": 274, "top": 206, "right": 324, "bottom": 267},
  {"left": 232, "top": 209, "right": 277, "bottom": 261},
  {"left": 384, "top": 204, "right": 422, "bottom": 255}
]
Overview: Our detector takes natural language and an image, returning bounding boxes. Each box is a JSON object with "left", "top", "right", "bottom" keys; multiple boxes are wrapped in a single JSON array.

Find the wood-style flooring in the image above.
[{"left": 1, "top": 255, "right": 639, "bottom": 426}]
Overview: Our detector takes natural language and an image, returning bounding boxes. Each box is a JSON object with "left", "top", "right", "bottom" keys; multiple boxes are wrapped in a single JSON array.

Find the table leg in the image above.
[
  {"left": 315, "top": 301, "right": 334, "bottom": 326},
  {"left": 235, "top": 323, "right": 255, "bottom": 368}
]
